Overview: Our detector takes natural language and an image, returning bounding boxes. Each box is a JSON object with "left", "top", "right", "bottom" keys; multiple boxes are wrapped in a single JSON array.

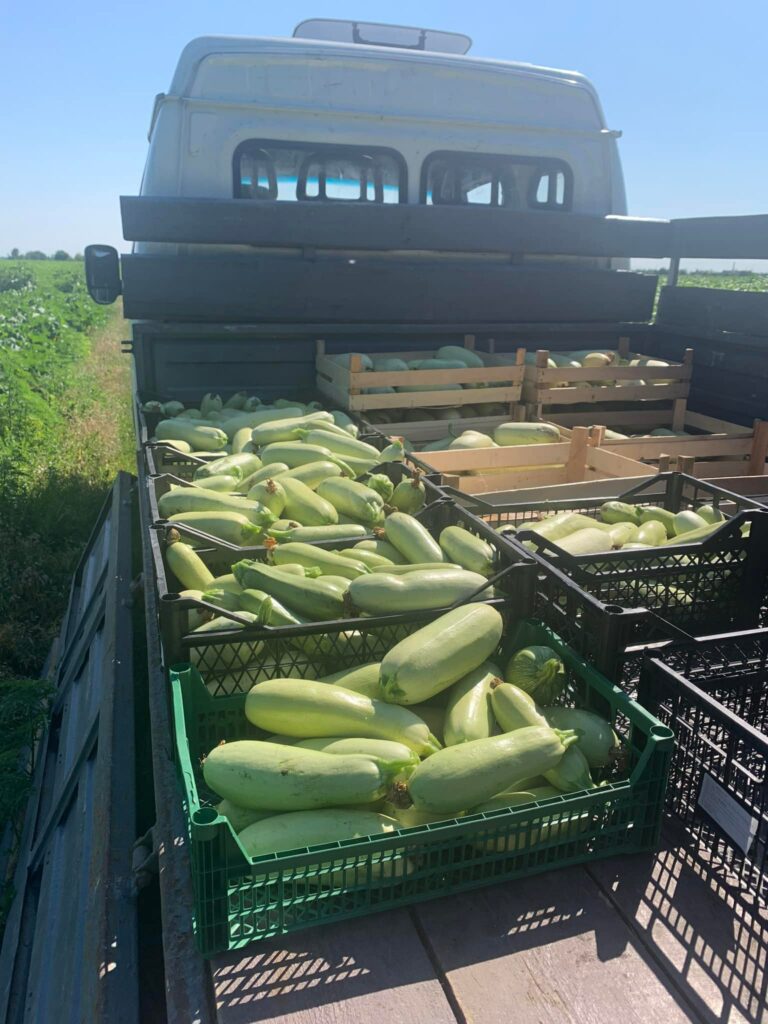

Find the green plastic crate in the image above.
[{"left": 171, "top": 621, "right": 673, "bottom": 957}]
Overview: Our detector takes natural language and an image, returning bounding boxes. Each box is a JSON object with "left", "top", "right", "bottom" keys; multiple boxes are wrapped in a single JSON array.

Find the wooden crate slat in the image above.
[
  {"left": 524, "top": 383, "right": 691, "bottom": 406},
  {"left": 317, "top": 340, "right": 525, "bottom": 414},
  {"left": 544, "top": 412, "right": 768, "bottom": 476},
  {"left": 372, "top": 414, "right": 518, "bottom": 444},
  {"left": 414, "top": 428, "right": 655, "bottom": 494},
  {"left": 417, "top": 440, "right": 573, "bottom": 473},
  {"left": 347, "top": 384, "right": 521, "bottom": 411}
]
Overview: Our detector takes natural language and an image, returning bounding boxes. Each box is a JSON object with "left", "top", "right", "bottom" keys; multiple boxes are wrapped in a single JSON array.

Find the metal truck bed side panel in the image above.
[{"left": 0, "top": 474, "right": 139, "bottom": 1024}]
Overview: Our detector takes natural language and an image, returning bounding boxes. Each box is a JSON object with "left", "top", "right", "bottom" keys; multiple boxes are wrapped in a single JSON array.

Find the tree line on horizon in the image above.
[{"left": 5, "top": 249, "right": 83, "bottom": 261}]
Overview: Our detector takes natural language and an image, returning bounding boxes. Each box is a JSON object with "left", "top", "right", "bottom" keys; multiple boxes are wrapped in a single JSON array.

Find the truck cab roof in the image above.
[{"left": 167, "top": 33, "right": 610, "bottom": 132}]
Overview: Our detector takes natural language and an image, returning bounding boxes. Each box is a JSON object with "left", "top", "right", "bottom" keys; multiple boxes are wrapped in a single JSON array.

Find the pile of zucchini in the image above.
[
  {"left": 529, "top": 349, "right": 676, "bottom": 389},
  {"left": 201, "top": 606, "right": 622, "bottom": 864},
  {"left": 511, "top": 499, "right": 729, "bottom": 556},
  {"left": 152, "top": 399, "right": 417, "bottom": 550},
  {"left": 416, "top": 420, "right": 560, "bottom": 453},
  {"left": 166, "top": 508, "right": 498, "bottom": 633}
]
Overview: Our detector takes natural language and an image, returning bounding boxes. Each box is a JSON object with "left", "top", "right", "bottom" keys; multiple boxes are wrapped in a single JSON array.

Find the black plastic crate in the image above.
[
  {"left": 146, "top": 460, "right": 443, "bottom": 554},
  {"left": 144, "top": 426, "right": 394, "bottom": 481},
  {"left": 638, "top": 630, "right": 768, "bottom": 910},
  {"left": 453, "top": 474, "right": 768, "bottom": 686},
  {"left": 151, "top": 500, "right": 536, "bottom": 696}
]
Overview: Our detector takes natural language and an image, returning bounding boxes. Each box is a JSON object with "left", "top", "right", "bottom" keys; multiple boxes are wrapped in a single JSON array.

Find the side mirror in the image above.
[{"left": 85, "top": 244, "right": 122, "bottom": 304}]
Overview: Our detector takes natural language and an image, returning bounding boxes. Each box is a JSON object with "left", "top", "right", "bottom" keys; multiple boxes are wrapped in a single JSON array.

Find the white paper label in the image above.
[{"left": 697, "top": 773, "right": 759, "bottom": 855}]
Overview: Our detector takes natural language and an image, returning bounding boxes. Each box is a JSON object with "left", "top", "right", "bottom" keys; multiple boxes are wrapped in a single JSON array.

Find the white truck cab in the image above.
[{"left": 139, "top": 19, "right": 626, "bottom": 248}]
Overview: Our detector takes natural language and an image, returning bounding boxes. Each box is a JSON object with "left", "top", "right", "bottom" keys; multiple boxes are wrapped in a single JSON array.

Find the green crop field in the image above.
[
  {"left": 651, "top": 269, "right": 768, "bottom": 292},
  {"left": 0, "top": 260, "right": 132, "bottom": 904}
]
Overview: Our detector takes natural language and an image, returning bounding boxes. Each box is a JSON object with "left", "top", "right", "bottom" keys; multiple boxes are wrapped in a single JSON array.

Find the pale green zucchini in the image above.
[
  {"left": 697, "top": 504, "right": 726, "bottom": 526},
  {"left": 243, "top": 463, "right": 290, "bottom": 488},
  {"left": 218, "top": 406, "right": 305, "bottom": 441},
  {"left": 439, "top": 525, "right": 495, "bottom": 575},
  {"left": 270, "top": 524, "right": 368, "bottom": 544},
  {"left": 271, "top": 542, "right": 370, "bottom": 580},
  {"left": 443, "top": 661, "right": 500, "bottom": 746},
  {"left": 157, "top": 486, "right": 276, "bottom": 527},
  {"left": 436, "top": 345, "right": 485, "bottom": 367},
  {"left": 674, "top": 510, "right": 708, "bottom": 535},
  {"left": 200, "top": 587, "right": 242, "bottom": 612},
  {"left": 232, "top": 560, "right": 346, "bottom": 619},
  {"left": 405, "top": 726, "right": 578, "bottom": 814},
  {"left": 193, "top": 452, "right": 263, "bottom": 482},
  {"left": 636, "top": 520, "right": 668, "bottom": 546},
  {"left": 390, "top": 476, "right": 426, "bottom": 513},
  {"left": 168, "top": 511, "right": 262, "bottom": 546},
  {"left": 317, "top": 478, "right": 383, "bottom": 525},
  {"left": 354, "top": 538, "right": 408, "bottom": 564},
  {"left": 638, "top": 506, "right": 677, "bottom": 537},
  {"left": 380, "top": 604, "right": 503, "bottom": 705},
  {"left": 238, "top": 809, "right": 406, "bottom": 882},
  {"left": 605, "top": 522, "right": 640, "bottom": 547},
  {"left": 190, "top": 473, "right": 240, "bottom": 493},
  {"left": 281, "top": 477, "right": 339, "bottom": 526},
  {"left": 215, "top": 799, "right": 273, "bottom": 833},
  {"left": 552, "top": 527, "right": 613, "bottom": 555},
  {"left": 339, "top": 548, "right": 393, "bottom": 569},
  {"left": 542, "top": 706, "right": 620, "bottom": 769},
  {"left": 243, "top": 678, "right": 440, "bottom": 756},
  {"left": 543, "top": 744, "right": 595, "bottom": 793},
  {"left": 384, "top": 512, "right": 444, "bottom": 563},
  {"left": 250, "top": 412, "right": 337, "bottom": 446},
  {"left": 318, "top": 662, "right": 382, "bottom": 699},
  {"left": 599, "top": 500, "right": 642, "bottom": 526},
  {"left": 155, "top": 419, "right": 228, "bottom": 452},
  {"left": 203, "top": 741, "right": 400, "bottom": 810},
  {"left": 259, "top": 441, "right": 337, "bottom": 468},
  {"left": 233, "top": 427, "right": 256, "bottom": 453},
  {"left": 165, "top": 531, "right": 214, "bottom": 590},
  {"left": 281, "top": 460, "right": 344, "bottom": 490},
  {"left": 370, "top": 561, "right": 461, "bottom": 574},
  {"left": 246, "top": 477, "right": 286, "bottom": 515},
  {"left": 493, "top": 422, "right": 559, "bottom": 446},
  {"left": 293, "top": 736, "right": 419, "bottom": 769},
  {"left": 490, "top": 679, "right": 548, "bottom": 731},
  {"left": 299, "top": 429, "right": 382, "bottom": 462},
  {"left": 347, "top": 568, "right": 487, "bottom": 615},
  {"left": 365, "top": 473, "right": 395, "bottom": 503}
]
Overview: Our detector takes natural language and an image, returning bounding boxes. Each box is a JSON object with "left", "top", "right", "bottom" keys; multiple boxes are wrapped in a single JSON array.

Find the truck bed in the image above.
[{"left": 208, "top": 823, "right": 766, "bottom": 1024}]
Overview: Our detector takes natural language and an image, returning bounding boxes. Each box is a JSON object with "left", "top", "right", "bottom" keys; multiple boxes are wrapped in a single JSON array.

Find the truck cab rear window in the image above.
[
  {"left": 421, "top": 152, "right": 572, "bottom": 211},
  {"left": 234, "top": 141, "right": 405, "bottom": 203}
]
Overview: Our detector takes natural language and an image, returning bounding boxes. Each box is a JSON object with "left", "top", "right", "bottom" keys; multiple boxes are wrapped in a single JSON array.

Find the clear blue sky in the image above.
[{"left": 1, "top": 0, "right": 766, "bottom": 265}]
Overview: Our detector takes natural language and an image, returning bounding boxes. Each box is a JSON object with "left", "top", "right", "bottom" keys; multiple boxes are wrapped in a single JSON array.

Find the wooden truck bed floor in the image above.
[{"left": 210, "top": 821, "right": 767, "bottom": 1024}]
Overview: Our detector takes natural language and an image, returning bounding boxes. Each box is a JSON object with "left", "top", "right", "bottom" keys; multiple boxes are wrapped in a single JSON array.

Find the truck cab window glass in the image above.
[
  {"left": 234, "top": 141, "right": 405, "bottom": 203},
  {"left": 422, "top": 152, "right": 572, "bottom": 211}
]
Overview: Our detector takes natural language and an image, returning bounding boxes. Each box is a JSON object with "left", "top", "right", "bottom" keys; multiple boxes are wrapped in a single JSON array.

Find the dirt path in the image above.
[{"left": 58, "top": 300, "right": 134, "bottom": 483}]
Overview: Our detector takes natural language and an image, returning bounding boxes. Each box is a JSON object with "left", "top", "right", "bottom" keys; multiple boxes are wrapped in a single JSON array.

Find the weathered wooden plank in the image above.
[
  {"left": 120, "top": 255, "right": 658, "bottom": 324},
  {"left": 413, "top": 866, "right": 697, "bottom": 1024},
  {"left": 587, "top": 826, "right": 768, "bottom": 1024},
  {"left": 120, "top": 196, "right": 675, "bottom": 257},
  {"left": 671, "top": 215, "right": 768, "bottom": 260},
  {"left": 658, "top": 287, "right": 768, "bottom": 339},
  {"left": 211, "top": 909, "right": 456, "bottom": 1024}
]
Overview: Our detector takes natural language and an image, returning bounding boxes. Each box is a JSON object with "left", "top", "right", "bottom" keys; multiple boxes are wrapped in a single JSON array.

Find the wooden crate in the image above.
[
  {"left": 316, "top": 336, "right": 525, "bottom": 413},
  {"left": 410, "top": 426, "right": 656, "bottom": 495},
  {"left": 554, "top": 414, "right": 768, "bottom": 478},
  {"left": 522, "top": 337, "right": 693, "bottom": 428},
  {"left": 368, "top": 412, "right": 527, "bottom": 447}
]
